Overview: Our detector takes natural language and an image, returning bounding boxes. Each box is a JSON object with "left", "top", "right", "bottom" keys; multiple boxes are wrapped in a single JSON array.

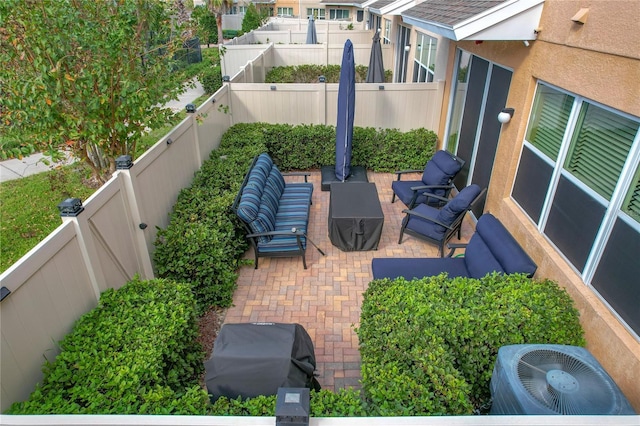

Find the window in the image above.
[
  {"left": 412, "top": 33, "right": 437, "bottom": 83},
  {"left": 307, "top": 8, "right": 325, "bottom": 19},
  {"left": 329, "top": 9, "right": 349, "bottom": 20},
  {"left": 564, "top": 104, "right": 637, "bottom": 200},
  {"left": 382, "top": 19, "right": 391, "bottom": 44},
  {"left": 277, "top": 7, "right": 293, "bottom": 16},
  {"left": 238, "top": 6, "right": 248, "bottom": 13},
  {"left": 512, "top": 82, "right": 640, "bottom": 337},
  {"left": 622, "top": 165, "right": 640, "bottom": 222},
  {"left": 526, "top": 84, "right": 574, "bottom": 160}
]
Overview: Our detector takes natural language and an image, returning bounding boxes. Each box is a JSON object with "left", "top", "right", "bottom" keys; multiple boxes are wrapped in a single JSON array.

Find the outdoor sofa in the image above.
[
  {"left": 232, "top": 153, "right": 315, "bottom": 269},
  {"left": 372, "top": 213, "right": 537, "bottom": 280}
]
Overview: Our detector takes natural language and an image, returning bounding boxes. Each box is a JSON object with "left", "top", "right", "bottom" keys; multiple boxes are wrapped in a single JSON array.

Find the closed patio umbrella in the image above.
[
  {"left": 335, "top": 39, "right": 355, "bottom": 182},
  {"left": 366, "top": 29, "right": 385, "bottom": 83},
  {"left": 306, "top": 15, "right": 317, "bottom": 44}
]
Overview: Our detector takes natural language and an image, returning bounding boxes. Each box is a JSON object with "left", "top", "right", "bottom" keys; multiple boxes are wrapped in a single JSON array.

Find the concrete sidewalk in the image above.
[{"left": 0, "top": 79, "right": 206, "bottom": 184}]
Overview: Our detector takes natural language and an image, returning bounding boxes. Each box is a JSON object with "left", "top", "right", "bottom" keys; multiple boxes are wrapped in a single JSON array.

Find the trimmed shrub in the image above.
[
  {"left": 218, "top": 122, "right": 437, "bottom": 172},
  {"left": 209, "top": 389, "right": 367, "bottom": 416},
  {"left": 265, "top": 64, "right": 392, "bottom": 83},
  {"left": 200, "top": 65, "right": 223, "bottom": 94},
  {"left": 153, "top": 145, "right": 263, "bottom": 311},
  {"left": 7, "top": 277, "right": 210, "bottom": 414},
  {"left": 357, "top": 273, "right": 585, "bottom": 415}
]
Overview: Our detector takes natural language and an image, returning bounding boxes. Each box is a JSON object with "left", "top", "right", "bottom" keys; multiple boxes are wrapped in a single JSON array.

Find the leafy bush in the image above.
[
  {"left": 265, "top": 64, "right": 391, "bottom": 83},
  {"left": 8, "top": 277, "right": 210, "bottom": 414},
  {"left": 200, "top": 65, "right": 223, "bottom": 94},
  {"left": 218, "top": 122, "right": 437, "bottom": 172},
  {"left": 357, "top": 274, "right": 585, "bottom": 415},
  {"left": 153, "top": 146, "right": 263, "bottom": 311},
  {"left": 209, "top": 389, "right": 367, "bottom": 416}
]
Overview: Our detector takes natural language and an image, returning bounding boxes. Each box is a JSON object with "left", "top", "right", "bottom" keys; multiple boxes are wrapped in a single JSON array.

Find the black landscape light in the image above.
[
  {"left": 57, "top": 198, "right": 84, "bottom": 217},
  {"left": 115, "top": 155, "right": 133, "bottom": 170},
  {"left": 185, "top": 103, "right": 196, "bottom": 113},
  {"left": 275, "top": 387, "right": 310, "bottom": 426}
]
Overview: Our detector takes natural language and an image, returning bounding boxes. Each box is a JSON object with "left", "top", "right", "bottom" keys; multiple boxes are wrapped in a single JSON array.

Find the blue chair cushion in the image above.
[
  {"left": 436, "top": 184, "right": 481, "bottom": 225},
  {"left": 421, "top": 150, "right": 463, "bottom": 186},
  {"left": 405, "top": 204, "right": 444, "bottom": 239}
]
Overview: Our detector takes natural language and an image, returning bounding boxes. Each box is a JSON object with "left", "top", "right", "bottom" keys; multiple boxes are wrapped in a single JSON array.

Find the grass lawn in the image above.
[
  {"left": 0, "top": 164, "right": 96, "bottom": 272},
  {"left": 0, "top": 49, "right": 220, "bottom": 274}
]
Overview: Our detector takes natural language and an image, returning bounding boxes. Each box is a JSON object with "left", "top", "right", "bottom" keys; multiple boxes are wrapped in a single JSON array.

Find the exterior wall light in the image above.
[
  {"left": 498, "top": 108, "right": 515, "bottom": 124},
  {"left": 275, "top": 387, "right": 310, "bottom": 426}
]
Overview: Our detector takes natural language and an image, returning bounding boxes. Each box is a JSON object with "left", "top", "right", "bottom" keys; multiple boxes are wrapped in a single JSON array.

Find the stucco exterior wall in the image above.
[{"left": 437, "top": 0, "right": 640, "bottom": 410}]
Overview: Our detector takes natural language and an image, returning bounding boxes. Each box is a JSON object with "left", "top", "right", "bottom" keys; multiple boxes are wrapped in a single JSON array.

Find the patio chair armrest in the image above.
[
  {"left": 402, "top": 209, "right": 455, "bottom": 230},
  {"left": 394, "top": 169, "right": 422, "bottom": 180},
  {"left": 246, "top": 230, "right": 304, "bottom": 239},
  {"left": 283, "top": 172, "right": 311, "bottom": 182},
  {"left": 445, "top": 242, "right": 468, "bottom": 258}
]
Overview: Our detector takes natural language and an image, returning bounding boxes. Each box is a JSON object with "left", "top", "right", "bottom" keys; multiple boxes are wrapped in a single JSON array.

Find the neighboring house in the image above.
[{"left": 369, "top": 0, "right": 639, "bottom": 407}]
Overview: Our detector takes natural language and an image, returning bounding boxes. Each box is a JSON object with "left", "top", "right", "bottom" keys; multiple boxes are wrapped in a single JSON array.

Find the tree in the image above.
[
  {"left": 207, "top": 0, "right": 232, "bottom": 46},
  {"left": 0, "top": 0, "right": 186, "bottom": 183},
  {"left": 241, "top": 3, "right": 267, "bottom": 34},
  {"left": 192, "top": 4, "right": 218, "bottom": 46}
]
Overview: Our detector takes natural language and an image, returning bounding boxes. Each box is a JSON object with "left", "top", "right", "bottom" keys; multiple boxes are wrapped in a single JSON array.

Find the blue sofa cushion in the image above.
[
  {"left": 473, "top": 214, "right": 537, "bottom": 277},
  {"left": 463, "top": 232, "right": 505, "bottom": 278},
  {"left": 371, "top": 257, "right": 470, "bottom": 280},
  {"left": 236, "top": 182, "right": 263, "bottom": 223},
  {"left": 436, "top": 184, "right": 481, "bottom": 226}
]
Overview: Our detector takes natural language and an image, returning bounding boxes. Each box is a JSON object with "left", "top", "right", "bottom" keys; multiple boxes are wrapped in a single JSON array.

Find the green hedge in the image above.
[
  {"left": 265, "top": 64, "right": 392, "bottom": 83},
  {"left": 8, "top": 277, "right": 210, "bottom": 415},
  {"left": 153, "top": 145, "right": 264, "bottom": 311},
  {"left": 209, "top": 389, "right": 368, "bottom": 416},
  {"left": 218, "top": 122, "right": 437, "bottom": 172},
  {"left": 357, "top": 273, "right": 586, "bottom": 415}
]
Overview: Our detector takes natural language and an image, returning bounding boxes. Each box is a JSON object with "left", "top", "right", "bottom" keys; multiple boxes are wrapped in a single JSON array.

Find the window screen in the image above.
[
  {"left": 564, "top": 104, "right": 639, "bottom": 200},
  {"left": 525, "top": 85, "right": 574, "bottom": 161},
  {"left": 622, "top": 165, "right": 640, "bottom": 222}
]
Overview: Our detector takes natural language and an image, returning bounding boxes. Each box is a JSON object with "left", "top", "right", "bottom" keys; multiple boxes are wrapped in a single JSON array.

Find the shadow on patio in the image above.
[{"left": 223, "top": 171, "right": 476, "bottom": 391}]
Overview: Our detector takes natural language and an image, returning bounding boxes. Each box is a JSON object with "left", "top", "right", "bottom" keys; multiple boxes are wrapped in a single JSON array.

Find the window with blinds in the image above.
[
  {"left": 623, "top": 165, "right": 640, "bottom": 221},
  {"left": 525, "top": 85, "right": 574, "bottom": 161},
  {"left": 564, "top": 104, "right": 639, "bottom": 200}
]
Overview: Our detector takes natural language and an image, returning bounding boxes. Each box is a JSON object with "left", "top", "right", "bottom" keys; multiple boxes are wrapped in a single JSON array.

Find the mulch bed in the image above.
[{"left": 196, "top": 306, "right": 227, "bottom": 388}]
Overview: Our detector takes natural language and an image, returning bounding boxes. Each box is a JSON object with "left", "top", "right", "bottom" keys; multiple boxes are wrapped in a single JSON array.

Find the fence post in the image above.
[
  {"left": 113, "top": 170, "right": 156, "bottom": 280},
  {"left": 58, "top": 209, "right": 106, "bottom": 301}
]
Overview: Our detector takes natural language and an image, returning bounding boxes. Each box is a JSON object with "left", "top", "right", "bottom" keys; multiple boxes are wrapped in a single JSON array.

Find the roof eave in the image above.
[{"left": 403, "top": 0, "right": 545, "bottom": 41}]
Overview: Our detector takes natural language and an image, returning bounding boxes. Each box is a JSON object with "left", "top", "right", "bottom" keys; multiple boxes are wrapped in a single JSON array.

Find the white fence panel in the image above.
[
  {"left": 130, "top": 117, "right": 201, "bottom": 258},
  {"left": 195, "top": 88, "right": 233, "bottom": 155},
  {"left": 228, "top": 81, "right": 444, "bottom": 132},
  {"left": 0, "top": 221, "right": 98, "bottom": 409}
]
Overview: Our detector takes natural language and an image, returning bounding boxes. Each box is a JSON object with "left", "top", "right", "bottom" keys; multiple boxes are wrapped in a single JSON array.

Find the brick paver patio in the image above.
[{"left": 223, "top": 171, "right": 475, "bottom": 391}]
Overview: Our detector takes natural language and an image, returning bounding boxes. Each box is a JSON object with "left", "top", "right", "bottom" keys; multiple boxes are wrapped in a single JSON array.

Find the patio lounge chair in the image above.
[
  {"left": 372, "top": 213, "right": 538, "bottom": 280},
  {"left": 391, "top": 150, "right": 465, "bottom": 209},
  {"left": 398, "top": 184, "right": 485, "bottom": 257}
]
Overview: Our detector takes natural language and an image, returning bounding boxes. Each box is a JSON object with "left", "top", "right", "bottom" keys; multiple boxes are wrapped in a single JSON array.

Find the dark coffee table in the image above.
[{"left": 328, "top": 182, "right": 384, "bottom": 251}]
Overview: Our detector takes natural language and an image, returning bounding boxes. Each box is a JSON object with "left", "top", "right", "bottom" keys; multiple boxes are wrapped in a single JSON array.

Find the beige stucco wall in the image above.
[{"left": 436, "top": 0, "right": 640, "bottom": 410}]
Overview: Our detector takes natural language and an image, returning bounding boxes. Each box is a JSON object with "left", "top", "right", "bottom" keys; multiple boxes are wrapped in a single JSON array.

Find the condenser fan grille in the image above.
[{"left": 517, "top": 349, "right": 615, "bottom": 414}]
